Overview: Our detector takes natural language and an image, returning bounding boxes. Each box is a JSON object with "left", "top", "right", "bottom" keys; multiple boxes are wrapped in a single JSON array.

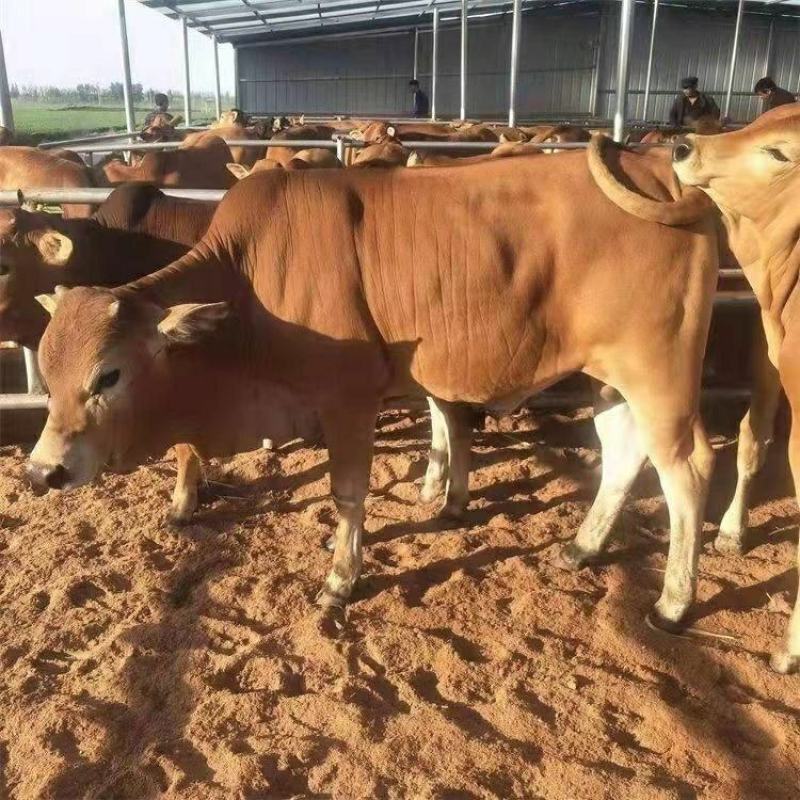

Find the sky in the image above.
[{"left": 0, "top": 0, "right": 235, "bottom": 94}]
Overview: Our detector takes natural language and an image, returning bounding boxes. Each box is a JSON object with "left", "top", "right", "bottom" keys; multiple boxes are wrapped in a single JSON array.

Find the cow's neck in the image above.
[
  {"left": 122, "top": 241, "right": 242, "bottom": 309},
  {"left": 68, "top": 223, "right": 189, "bottom": 288},
  {"left": 718, "top": 204, "right": 800, "bottom": 363},
  {"left": 141, "top": 342, "right": 307, "bottom": 459}
]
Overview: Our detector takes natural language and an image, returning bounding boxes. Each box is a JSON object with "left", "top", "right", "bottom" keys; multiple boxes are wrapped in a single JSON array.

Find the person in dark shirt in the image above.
[
  {"left": 142, "top": 93, "right": 173, "bottom": 129},
  {"left": 668, "top": 77, "right": 720, "bottom": 128},
  {"left": 409, "top": 79, "right": 429, "bottom": 118},
  {"left": 754, "top": 77, "right": 796, "bottom": 114}
]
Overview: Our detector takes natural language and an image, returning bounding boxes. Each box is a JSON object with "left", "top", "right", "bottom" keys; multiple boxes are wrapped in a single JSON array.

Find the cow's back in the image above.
[
  {"left": 207, "top": 153, "right": 718, "bottom": 403},
  {"left": 92, "top": 184, "right": 215, "bottom": 246}
]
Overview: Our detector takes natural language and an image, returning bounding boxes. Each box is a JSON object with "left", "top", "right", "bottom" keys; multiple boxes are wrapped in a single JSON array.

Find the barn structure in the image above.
[{"left": 134, "top": 0, "right": 800, "bottom": 127}]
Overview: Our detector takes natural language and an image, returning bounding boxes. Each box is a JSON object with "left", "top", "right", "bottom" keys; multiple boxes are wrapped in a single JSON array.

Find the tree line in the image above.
[{"left": 10, "top": 83, "right": 184, "bottom": 105}]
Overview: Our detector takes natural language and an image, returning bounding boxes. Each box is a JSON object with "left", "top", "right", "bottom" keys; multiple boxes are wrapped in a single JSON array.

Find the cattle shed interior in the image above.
[{"left": 141, "top": 0, "right": 800, "bottom": 123}]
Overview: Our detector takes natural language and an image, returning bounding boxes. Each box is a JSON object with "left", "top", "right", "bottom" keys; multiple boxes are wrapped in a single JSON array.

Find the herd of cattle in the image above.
[{"left": 0, "top": 105, "right": 797, "bottom": 676}]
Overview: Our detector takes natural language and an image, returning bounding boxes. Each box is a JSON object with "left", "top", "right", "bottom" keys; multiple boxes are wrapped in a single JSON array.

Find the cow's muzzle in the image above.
[
  {"left": 26, "top": 461, "right": 70, "bottom": 490},
  {"left": 672, "top": 137, "right": 694, "bottom": 163}
]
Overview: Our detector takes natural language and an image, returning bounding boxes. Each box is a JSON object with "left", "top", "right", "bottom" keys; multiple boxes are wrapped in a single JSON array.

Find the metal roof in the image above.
[{"left": 138, "top": 0, "right": 800, "bottom": 44}]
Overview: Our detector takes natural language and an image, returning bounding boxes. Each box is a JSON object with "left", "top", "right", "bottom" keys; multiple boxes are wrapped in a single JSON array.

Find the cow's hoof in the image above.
[
  {"left": 438, "top": 499, "right": 468, "bottom": 522},
  {"left": 315, "top": 585, "right": 349, "bottom": 609},
  {"left": 419, "top": 480, "right": 446, "bottom": 504},
  {"left": 646, "top": 609, "right": 687, "bottom": 635},
  {"left": 553, "top": 542, "right": 594, "bottom": 571},
  {"left": 167, "top": 508, "right": 194, "bottom": 527},
  {"left": 769, "top": 651, "right": 800, "bottom": 675},
  {"left": 713, "top": 533, "right": 746, "bottom": 556}
]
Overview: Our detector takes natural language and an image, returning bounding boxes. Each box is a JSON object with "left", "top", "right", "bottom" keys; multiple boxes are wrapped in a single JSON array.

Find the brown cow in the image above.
[
  {"left": 669, "top": 104, "right": 800, "bottom": 673},
  {"left": 407, "top": 141, "right": 544, "bottom": 167},
  {"left": 188, "top": 108, "right": 268, "bottom": 168},
  {"left": 0, "top": 184, "right": 216, "bottom": 522},
  {"left": 28, "top": 148, "right": 719, "bottom": 635},
  {"left": 0, "top": 146, "right": 94, "bottom": 218},
  {"left": 227, "top": 148, "right": 339, "bottom": 179},
  {"left": 266, "top": 125, "right": 337, "bottom": 167},
  {"left": 350, "top": 126, "right": 408, "bottom": 168},
  {"left": 100, "top": 133, "right": 236, "bottom": 189}
]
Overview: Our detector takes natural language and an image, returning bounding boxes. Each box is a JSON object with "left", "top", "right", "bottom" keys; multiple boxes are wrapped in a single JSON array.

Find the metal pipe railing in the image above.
[{"left": 2, "top": 188, "right": 225, "bottom": 205}]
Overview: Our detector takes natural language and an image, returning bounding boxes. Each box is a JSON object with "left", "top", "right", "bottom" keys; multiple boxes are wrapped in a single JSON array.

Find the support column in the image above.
[
  {"left": 0, "top": 27, "right": 14, "bottom": 134},
  {"left": 613, "top": 0, "right": 634, "bottom": 142},
  {"left": 213, "top": 35, "right": 222, "bottom": 119},
  {"left": 431, "top": 9, "right": 439, "bottom": 120},
  {"left": 508, "top": 0, "right": 522, "bottom": 127},
  {"left": 460, "top": 0, "right": 468, "bottom": 121},
  {"left": 724, "top": 0, "right": 745, "bottom": 120},
  {"left": 642, "top": 0, "right": 659, "bottom": 121},
  {"left": 182, "top": 17, "right": 191, "bottom": 126},
  {"left": 413, "top": 28, "right": 419, "bottom": 81},
  {"left": 116, "top": 0, "right": 136, "bottom": 134}
]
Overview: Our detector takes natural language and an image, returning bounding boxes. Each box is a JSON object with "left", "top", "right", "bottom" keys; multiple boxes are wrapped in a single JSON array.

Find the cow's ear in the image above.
[
  {"left": 35, "top": 285, "right": 68, "bottom": 316},
  {"left": 226, "top": 163, "right": 251, "bottom": 180},
  {"left": 32, "top": 230, "right": 73, "bottom": 266},
  {"left": 157, "top": 302, "right": 228, "bottom": 344}
]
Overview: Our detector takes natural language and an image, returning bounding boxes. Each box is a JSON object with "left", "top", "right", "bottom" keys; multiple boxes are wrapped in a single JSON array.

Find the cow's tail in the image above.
[{"left": 587, "top": 133, "right": 713, "bottom": 226}]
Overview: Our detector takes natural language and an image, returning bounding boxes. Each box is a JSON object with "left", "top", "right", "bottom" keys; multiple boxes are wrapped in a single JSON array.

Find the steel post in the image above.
[
  {"left": 116, "top": 0, "right": 136, "bottom": 134},
  {"left": 213, "top": 35, "right": 222, "bottom": 120},
  {"left": 182, "top": 17, "right": 191, "bottom": 126},
  {"left": 508, "top": 0, "right": 522, "bottom": 127},
  {"left": 0, "top": 27, "right": 14, "bottom": 133},
  {"left": 613, "top": 0, "right": 634, "bottom": 142},
  {"left": 431, "top": 9, "right": 439, "bottom": 120},
  {"left": 642, "top": 0, "right": 659, "bottom": 121},
  {"left": 413, "top": 28, "right": 419, "bottom": 80},
  {"left": 724, "top": 0, "right": 745, "bottom": 119},
  {"left": 460, "top": 0, "right": 468, "bottom": 121}
]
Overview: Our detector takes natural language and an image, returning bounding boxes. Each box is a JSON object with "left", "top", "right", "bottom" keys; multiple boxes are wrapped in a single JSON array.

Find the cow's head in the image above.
[
  {"left": 672, "top": 103, "right": 800, "bottom": 220},
  {"left": 27, "top": 286, "right": 227, "bottom": 490},
  {"left": 0, "top": 209, "right": 75, "bottom": 347}
]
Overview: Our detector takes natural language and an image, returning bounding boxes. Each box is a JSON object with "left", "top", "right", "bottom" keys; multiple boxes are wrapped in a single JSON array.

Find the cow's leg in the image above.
[
  {"left": 770, "top": 355, "right": 800, "bottom": 673},
  {"left": 316, "top": 404, "right": 378, "bottom": 608},
  {"left": 717, "top": 329, "right": 781, "bottom": 554},
  {"left": 422, "top": 397, "right": 473, "bottom": 519},
  {"left": 420, "top": 396, "right": 450, "bottom": 503},
  {"left": 557, "top": 389, "right": 647, "bottom": 569},
  {"left": 635, "top": 410, "right": 715, "bottom": 628},
  {"left": 169, "top": 444, "right": 202, "bottom": 524}
]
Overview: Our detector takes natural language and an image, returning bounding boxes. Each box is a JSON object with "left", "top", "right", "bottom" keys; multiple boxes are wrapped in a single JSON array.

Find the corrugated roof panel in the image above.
[{"left": 138, "top": 0, "right": 800, "bottom": 43}]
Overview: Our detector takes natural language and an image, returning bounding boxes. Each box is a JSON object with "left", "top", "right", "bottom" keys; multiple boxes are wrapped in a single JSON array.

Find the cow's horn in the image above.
[{"left": 587, "top": 134, "right": 713, "bottom": 226}]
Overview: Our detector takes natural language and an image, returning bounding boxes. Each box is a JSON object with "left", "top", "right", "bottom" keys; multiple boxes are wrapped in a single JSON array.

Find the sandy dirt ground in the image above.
[{"left": 0, "top": 406, "right": 799, "bottom": 799}]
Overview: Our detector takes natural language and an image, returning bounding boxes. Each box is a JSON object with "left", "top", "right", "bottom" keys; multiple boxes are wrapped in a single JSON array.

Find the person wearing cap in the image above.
[
  {"left": 142, "top": 93, "right": 174, "bottom": 129},
  {"left": 668, "top": 77, "right": 720, "bottom": 128},
  {"left": 409, "top": 79, "right": 429, "bottom": 118},
  {"left": 754, "top": 77, "right": 796, "bottom": 114}
]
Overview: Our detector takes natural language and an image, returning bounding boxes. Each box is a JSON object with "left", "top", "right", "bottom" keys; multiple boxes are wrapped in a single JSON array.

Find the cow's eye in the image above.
[
  {"left": 94, "top": 369, "right": 120, "bottom": 394},
  {"left": 0, "top": 263, "right": 9, "bottom": 276},
  {"left": 764, "top": 147, "right": 790, "bottom": 163}
]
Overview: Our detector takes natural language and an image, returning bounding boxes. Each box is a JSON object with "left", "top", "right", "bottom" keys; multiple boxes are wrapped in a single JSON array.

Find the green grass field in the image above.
[{"left": 11, "top": 102, "right": 220, "bottom": 145}]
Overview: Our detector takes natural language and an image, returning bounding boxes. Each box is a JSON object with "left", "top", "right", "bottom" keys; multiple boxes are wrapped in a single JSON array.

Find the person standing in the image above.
[
  {"left": 142, "top": 93, "right": 173, "bottom": 129},
  {"left": 409, "top": 79, "right": 429, "bottom": 118},
  {"left": 668, "top": 77, "right": 720, "bottom": 128},
  {"left": 754, "top": 77, "right": 796, "bottom": 114}
]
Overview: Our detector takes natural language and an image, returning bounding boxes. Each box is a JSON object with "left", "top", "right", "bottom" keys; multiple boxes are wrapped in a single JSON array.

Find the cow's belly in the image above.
[{"left": 386, "top": 312, "right": 578, "bottom": 405}]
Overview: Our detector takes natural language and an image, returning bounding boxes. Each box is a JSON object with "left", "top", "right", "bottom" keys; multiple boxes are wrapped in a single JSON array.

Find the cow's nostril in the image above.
[
  {"left": 44, "top": 464, "right": 68, "bottom": 490},
  {"left": 673, "top": 142, "right": 693, "bottom": 163}
]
